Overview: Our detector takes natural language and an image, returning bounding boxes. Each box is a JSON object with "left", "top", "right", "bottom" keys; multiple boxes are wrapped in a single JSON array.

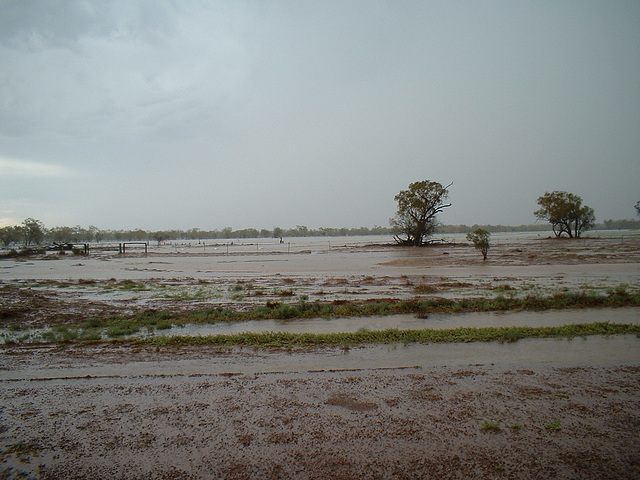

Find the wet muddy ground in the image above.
[
  {"left": 1, "top": 234, "right": 639, "bottom": 329},
  {"left": 1, "top": 233, "right": 639, "bottom": 478},
  {"left": 1, "top": 355, "right": 639, "bottom": 479}
]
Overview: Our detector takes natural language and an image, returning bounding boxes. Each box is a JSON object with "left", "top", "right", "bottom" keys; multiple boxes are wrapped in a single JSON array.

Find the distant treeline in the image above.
[{"left": 1, "top": 219, "right": 639, "bottom": 247}]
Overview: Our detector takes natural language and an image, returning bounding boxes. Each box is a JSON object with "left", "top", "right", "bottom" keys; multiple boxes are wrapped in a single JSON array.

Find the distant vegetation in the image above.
[{"left": 0, "top": 218, "right": 638, "bottom": 247}]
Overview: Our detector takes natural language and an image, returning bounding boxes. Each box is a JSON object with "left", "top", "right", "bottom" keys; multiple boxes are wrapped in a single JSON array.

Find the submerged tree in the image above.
[
  {"left": 534, "top": 191, "right": 594, "bottom": 238},
  {"left": 466, "top": 228, "right": 491, "bottom": 261},
  {"left": 390, "top": 180, "right": 452, "bottom": 246}
]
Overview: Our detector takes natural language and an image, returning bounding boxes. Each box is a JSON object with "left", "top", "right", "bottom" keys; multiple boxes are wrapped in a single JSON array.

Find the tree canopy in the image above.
[
  {"left": 21, "top": 218, "right": 45, "bottom": 246},
  {"left": 390, "top": 180, "right": 452, "bottom": 246},
  {"left": 534, "top": 191, "right": 595, "bottom": 238},
  {"left": 466, "top": 228, "right": 491, "bottom": 260}
]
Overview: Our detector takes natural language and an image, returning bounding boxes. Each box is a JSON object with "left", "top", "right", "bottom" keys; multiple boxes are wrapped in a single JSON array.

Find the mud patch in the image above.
[{"left": 326, "top": 393, "right": 378, "bottom": 411}]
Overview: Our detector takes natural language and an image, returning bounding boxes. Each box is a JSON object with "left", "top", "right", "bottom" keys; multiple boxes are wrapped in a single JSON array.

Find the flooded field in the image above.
[
  {"left": 2, "top": 231, "right": 639, "bottom": 329},
  {"left": 1, "top": 231, "right": 639, "bottom": 479}
]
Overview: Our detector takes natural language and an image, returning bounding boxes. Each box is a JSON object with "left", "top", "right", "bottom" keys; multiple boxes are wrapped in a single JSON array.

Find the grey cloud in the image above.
[
  {"left": 1, "top": 1, "right": 639, "bottom": 230},
  {"left": 0, "top": 0, "right": 183, "bottom": 50}
]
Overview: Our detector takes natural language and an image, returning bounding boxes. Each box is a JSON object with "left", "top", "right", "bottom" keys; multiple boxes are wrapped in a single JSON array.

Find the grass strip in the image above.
[
  {"left": 96, "top": 288, "right": 640, "bottom": 337},
  {"left": 131, "top": 322, "right": 640, "bottom": 348},
  {"left": 4, "top": 289, "right": 638, "bottom": 345}
]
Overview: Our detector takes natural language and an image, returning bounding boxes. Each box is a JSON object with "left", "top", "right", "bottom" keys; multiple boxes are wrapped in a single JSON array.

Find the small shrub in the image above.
[{"left": 467, "top": 228, "right": 491, "bottom": 261}]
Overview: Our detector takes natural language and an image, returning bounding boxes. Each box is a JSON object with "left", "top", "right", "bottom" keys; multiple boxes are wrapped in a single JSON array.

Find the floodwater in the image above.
[
  {"left": 140, "top": 307, "right": 640, "bottom": 338},
  {"left": 2, "top": 308, "right": 638, "bottom": 345},
  {"left": 1, "top": 336, "right": 638, "bottom": 382},
  {"left": 2, "top": 231, "right": 639, "bottom": 283}
]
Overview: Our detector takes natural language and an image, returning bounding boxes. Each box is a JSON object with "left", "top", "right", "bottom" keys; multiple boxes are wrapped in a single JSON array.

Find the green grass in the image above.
[
  {"left": 83, "top": 317, "right": 105, "bottom": 329},
  {"left": 545, "top": 421, "right": 562, "bottom": 432},
  {"left": 6, "top": 320, "right": 639, "bottom": 346},
  {"left": 480, "top": 421, "right": 501, "bottom": 432},
  {"left": 116, "top": 280, "right": 148, "bottom": 291},
  {"left": 4, "top": 287, "right": 640, "bottom": 345}
]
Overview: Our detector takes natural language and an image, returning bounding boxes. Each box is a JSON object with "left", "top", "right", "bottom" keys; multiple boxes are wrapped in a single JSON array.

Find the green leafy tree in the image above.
[
  {"left": 152, "top": 232, "right": 167, "bottom": 246},
  {"left": 0, "top": 225, "right": 22, "bottom": 247},
  {"left": 48, "top": 226, "right": 75, "bottom": 243},
  {"left": 534, "top": 191, "right": 595, "bottom": 238},
  {"left": 466, "top": 228, "right": 491, "bottom": 260},
  {"left": 390, "top": 180, "right": 452, "bottom": 246},
  {"left": 21, "top": 218, "right": 45, "bottom": 246},
  {"left": 88, "top": 225, "right": 102, "bottom": 243}
]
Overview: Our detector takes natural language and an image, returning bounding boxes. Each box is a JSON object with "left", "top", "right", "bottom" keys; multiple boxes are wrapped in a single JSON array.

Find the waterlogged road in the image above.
[{"left": 1, "top": 334, "right": 639, "bottom": 383}]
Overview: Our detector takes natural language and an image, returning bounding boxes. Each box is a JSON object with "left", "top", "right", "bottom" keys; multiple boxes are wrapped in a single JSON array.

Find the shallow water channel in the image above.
[
  {"left": 2, "top": 308, "right": 638, "bottom": 345},
  {"left": 139, "top": 307, "right": 640, "bottom": 338}
]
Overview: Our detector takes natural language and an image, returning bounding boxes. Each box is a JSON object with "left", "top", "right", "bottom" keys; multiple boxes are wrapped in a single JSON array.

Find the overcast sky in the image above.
[{"left": 1, "top": 1, "right": 639, "bottom": 231}]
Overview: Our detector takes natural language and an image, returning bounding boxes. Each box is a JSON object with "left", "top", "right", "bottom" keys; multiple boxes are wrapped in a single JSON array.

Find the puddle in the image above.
[{"left": 1, "top": 336, "right": 638, "bottom": 382}]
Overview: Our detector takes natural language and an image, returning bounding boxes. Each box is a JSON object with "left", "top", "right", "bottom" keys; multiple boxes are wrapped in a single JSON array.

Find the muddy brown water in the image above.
[
  {"left": 1, "top": 335, "right": 639, "bottom": 383},
  {"left": 2, "top": 308, "right": 638, "bottom": 345},
  {"left": 1, "top": 232, "right": 639, "bottom": 283}
]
